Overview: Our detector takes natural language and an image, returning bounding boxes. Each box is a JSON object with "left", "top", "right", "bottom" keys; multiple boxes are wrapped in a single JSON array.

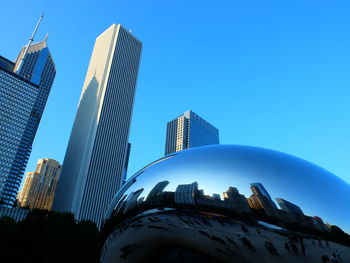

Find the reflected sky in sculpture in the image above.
[{"left": 105, "top": 145, "right": 350, "bottom": 233}]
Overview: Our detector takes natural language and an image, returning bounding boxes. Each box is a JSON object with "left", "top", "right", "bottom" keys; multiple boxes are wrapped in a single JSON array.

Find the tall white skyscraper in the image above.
[
  {"left": 53, "top": 24, "right": 142, "bottom": 226},
  {"left": 165, "top": 110, "right": 219, "bottom": 155}
]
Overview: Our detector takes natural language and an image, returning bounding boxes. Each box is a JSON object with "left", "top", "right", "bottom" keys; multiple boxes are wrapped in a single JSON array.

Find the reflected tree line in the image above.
[{"left": 104, "top": 181, "right": 350, "bottom": 246}]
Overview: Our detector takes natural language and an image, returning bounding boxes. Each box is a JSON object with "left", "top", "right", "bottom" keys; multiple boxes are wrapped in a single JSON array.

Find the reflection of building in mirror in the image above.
[{"left": 113, "top": 181, "right": 345, "bottom": 236}]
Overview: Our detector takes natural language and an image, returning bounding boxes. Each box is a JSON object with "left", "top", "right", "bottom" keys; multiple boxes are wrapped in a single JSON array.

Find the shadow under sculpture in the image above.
[{"left": 101, "top": 144, "right": 350, "bottom": 263}]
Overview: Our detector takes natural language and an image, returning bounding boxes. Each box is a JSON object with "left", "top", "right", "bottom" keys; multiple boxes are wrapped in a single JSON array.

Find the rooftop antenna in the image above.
[{"left": 16, "top": 12, "right": 44, "bottom": 73}]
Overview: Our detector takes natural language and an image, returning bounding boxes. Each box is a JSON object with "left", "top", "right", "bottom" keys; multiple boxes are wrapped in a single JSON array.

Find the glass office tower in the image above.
[
  {"left": 14, "top": 36, "right": 56, "bottom": 124},
  {"left": 0, "top": 37, "right": 56, "bottom": 206},
  {"left": 0, "top": 63, "right": 38, "bottom": 206},
  {"left": 53, "top": 24, "right": 142, "bottom": 227},
  {"left": 165, "top": 110, "right": 219, "bottom": 155}
]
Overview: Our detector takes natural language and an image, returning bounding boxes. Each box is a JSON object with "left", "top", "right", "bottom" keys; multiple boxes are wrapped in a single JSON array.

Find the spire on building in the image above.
[{"left": 15, "top": 13, "right": 44, "bottom": 73}]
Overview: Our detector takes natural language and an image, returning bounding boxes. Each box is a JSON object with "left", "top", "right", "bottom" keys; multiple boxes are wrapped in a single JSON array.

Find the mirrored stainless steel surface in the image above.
[
  {"left": 104, "top": 144, "right": 350, "bottom": 234},
  {"left": 101, "top": 145, "right": 350, "bottom": 262}
]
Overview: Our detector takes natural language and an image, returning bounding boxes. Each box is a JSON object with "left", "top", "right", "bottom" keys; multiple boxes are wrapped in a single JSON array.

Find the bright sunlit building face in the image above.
[{"left": 53, "top": 24, "right": 142, "bottom": 227}]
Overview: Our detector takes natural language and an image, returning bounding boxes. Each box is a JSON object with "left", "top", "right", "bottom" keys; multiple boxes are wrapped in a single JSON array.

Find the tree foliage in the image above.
[{"left": 0, "top": 209, "right": 99, "bottom": 262}]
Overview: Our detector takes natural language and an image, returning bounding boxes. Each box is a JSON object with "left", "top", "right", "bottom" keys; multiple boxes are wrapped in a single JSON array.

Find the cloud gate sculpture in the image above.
[{"left": 101, "top": 145, "right": 350, "bottom": 263}]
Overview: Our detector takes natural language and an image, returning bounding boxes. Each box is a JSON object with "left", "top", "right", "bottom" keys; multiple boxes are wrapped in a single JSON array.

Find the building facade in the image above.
[
  {"left": 247, "top": 183, "right": 279, "bottom": 217},
  {"left": 18, "top": 159, "right": 61, "bottom": 210},
  {"left": 14, "top": 38, "right": 56, "bottom": 159},
  {"left": 0, "top": 35, "right": 55, "bottom": 207},
  {"left": 124, "top": 188, "right": 144, "bottom": 213},
  {"left": 250, "top": 183, "right": 277, "bottom": 209},
  {"left": 146, "top": 181, "right": 169, "bottom": 202},
  {"left": 17, "top": 172, "right": 35, "bottom": 207},
  {"left": 223, "top": 187, "right": 251, "bottom": 213},
  {"left": 276, "top": 198, "right": 304, "bottom": 215},
  {"left": 0, "top": 64, "right": 39, "bottom": 206},
  {"left": 174, "top": 182, "right": 198, "bottom": 205},
  {"left": 53, "top": 24, "right": 142, "bottom": 227},
  {"left": 165, "top": 110, "right": 219, "bottom": 155}
]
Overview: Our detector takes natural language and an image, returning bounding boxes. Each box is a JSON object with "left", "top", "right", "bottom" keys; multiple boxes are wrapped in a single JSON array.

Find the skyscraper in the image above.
[
  {"left": 53, "top": 24, "right": 142, "bottom": 226},
  {"left": 18, "top": 159, "right": 61, "bottom": 210},
  {"left": 250, "top": 183, "right": 277, "bottom": 209},
  {"left": 276, "top": 198, "right": 304, "bottom": 215},
  {"left": 248, "top": 183, "right": 278, "bottom": 217},
  {"left": 165, "top": 110, "right": 219, "bottom": 155},
  {"left": 0, "top": 18, "right": 55, "bottom": 206},
  {"left": 174, "top": 182, "right": 198, "bottom": 205},
  {"left": 223, "top": 187, "right": 251, "bottom": 213},
  {"left": 17, "top": 172, "right": 35, "bottom": 207},
  {"left": 0, "top": 63, "right": 38, "bottom": 206},
  {"left": 146, "top": 181, "right": 169, "bottom": 202}
]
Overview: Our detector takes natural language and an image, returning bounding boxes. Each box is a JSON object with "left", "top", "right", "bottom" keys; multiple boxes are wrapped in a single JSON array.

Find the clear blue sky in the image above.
[{"left": 1, "top": 0, "right": 350, "bottom": 185}]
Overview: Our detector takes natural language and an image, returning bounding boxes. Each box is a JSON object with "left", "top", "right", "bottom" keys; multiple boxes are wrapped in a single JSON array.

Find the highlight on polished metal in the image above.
[{"left": 101, "top": 145, "right": 350, "bottom": 263}]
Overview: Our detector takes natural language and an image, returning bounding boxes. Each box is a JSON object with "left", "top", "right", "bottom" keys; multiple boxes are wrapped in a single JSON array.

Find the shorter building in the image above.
[
  {"left": 250, "top": 183, "right": 277, "bottom": 209},
  {"left": 0, "top": 207, "right": 28, "bottom": 222},
  {"left": 247, "top": 183, "right": 278, "bottom": 218},
  {"left": 18, "top": 159, "right": 61, "bottom": 210},
  {"left": 174, "top": 182, "right": 198, "bottom": 205},
  {"left": 276, "top": 198, "right": 304, "bottom": 215},
  {"left": 223, "top": 187, "right": 251, "bottom": 214},
  {"left": 17, "top": 172, "right": 35, "bottom": 207},
  {"left": 312, "top": 216, "right": 328, "bottom": 232},
  {"left": 146, "top": 181, "right": 169, "bottom": 203},
  {"left": 124, "top": 188, "right": 144, "bottom": 213},
  {"left": 212, "top": 193, "right": 221, "bottom": 200},
  {"left": 165, "top": 110, "right": 219, "bottom": 155}
]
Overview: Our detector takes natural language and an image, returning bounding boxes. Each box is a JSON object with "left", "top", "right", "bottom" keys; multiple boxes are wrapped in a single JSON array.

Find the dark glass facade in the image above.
[
  {"left": 0, "top": 39, "right": 55, "bottom": 206},
  {"left": 0, "top": 67, "right": 38, "bottom": 205},
  {"left": 165, "top": 110, "right": 219, "bottom": 155}
]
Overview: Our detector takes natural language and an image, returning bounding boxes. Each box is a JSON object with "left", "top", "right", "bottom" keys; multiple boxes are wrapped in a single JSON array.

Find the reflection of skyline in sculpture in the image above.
[
  {"left": 124, "top": 188, "right": 144, "bottom": 213},
  {"left": 174, "top": 182, "right": 198, "bottom": 205},
  {"left": 247, "top": 184, "right": 279, "bottom": 218},
  {"left": 223, "top": 187, "right": 251, "bottom": 214},
  {"left": 250, "top": 183, "right": 277, "bottom": 208},
  {"left": 276, "top": 198, "right": 304, "bottom": 215},
  {"left": 146, "top": 181, "right": 169, "bottom": 202},
  {"left": 102, "top": 145, "right": 350, "bottom": 263},
  {"left": 112, "top": 179, "right": 338, "bottom": 235},
  {"left": 104, "top": 145, "right": 350, "bottom": 234}
]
